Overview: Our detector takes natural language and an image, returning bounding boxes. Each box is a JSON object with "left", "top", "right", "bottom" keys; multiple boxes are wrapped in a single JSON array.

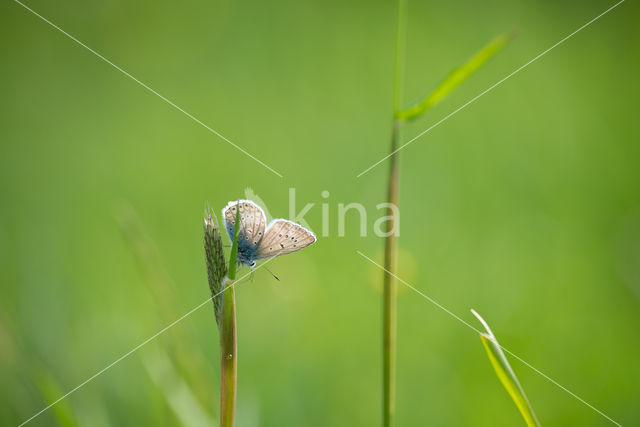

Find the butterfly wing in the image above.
[
  {"left": 254, "top": 219, "right": 316, "bottom": 260},
  {"left": 222, "top": 200, "right": 267, "bottom": 250}
]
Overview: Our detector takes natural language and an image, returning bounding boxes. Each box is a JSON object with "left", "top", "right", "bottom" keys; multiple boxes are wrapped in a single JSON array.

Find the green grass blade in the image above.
[
  {"left": 471, "top": 309, "right": 539, "bottom": 426},
  {"left": 227, "top": 202, "right": 241, "bottom": 281},
  {"left": 397, "top": 31, "right": 515, "bottom": 121}
]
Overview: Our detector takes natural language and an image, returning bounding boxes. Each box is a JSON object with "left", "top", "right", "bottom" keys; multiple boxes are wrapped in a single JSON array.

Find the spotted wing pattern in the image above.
[
  {"left": 222, "top": 200, "right": 267, "bottom": 249},
  {"left": 254, "top": 219, "right": 316, "bottom": 260}
]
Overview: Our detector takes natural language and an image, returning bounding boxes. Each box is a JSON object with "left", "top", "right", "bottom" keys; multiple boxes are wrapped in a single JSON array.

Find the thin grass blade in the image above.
[
  {"left": 471, "top": 309, "right": 539, "bottom": 427},
  {"left": 397, "top": 31, "right": 515, "bottom": 121}
]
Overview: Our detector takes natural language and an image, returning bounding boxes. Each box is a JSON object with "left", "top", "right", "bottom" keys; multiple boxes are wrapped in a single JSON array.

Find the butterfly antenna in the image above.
[{"left": 264, "top": 266, "right": 280, "bottom": 281}]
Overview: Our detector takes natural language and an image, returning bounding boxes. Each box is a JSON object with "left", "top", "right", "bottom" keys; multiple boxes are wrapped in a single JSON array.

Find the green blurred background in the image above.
[{"left": 1, "top": 0, "right": 639, "bottom": 425}]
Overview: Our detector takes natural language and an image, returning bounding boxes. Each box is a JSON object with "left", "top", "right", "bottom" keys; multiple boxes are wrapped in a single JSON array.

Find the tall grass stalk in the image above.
[
  {"left": 204, "top": 205, "right": 241, "bottom": 427},
  {"left": 382, "top": 1, "right": 406, "bottom": 426},
  {"left": 219, "top": 206, "right": 240, "bottom": 427},
  {"left": 381, "top": 2, "right": 512, "bottom": 424}
]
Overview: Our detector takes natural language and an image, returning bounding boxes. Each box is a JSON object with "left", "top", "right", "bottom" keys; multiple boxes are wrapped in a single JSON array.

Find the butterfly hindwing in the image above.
[{"left": 254, "top": 219, "right": 316, "bottom": 260}]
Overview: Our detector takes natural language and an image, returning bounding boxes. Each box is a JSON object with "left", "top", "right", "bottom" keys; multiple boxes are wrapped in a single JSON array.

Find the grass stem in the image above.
[
  {"left": 383, "top": 0, "right": 406, "bottom": 424},
  {"left": 219, "top": 205, "right": 241, "bottom": 427},
  {"left": 381, "top": 2, "right": 510, "bottom": 423},
  {"left": 383, "top": 120, "right": 401, "bottom": 427}
]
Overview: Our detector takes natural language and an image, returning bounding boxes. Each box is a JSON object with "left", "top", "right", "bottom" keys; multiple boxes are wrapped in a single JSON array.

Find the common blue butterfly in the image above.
[{"left": 222, "top": 200, "right": 316, "bottom": 269}]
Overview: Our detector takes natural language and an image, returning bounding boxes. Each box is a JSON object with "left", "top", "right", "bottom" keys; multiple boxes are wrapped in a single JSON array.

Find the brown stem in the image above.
[
  {"left": 219, "top": 280, "right": 237, "bottom": 427},
  {"left": 383, "top": 119, "right": 401, "bottom": 427}
]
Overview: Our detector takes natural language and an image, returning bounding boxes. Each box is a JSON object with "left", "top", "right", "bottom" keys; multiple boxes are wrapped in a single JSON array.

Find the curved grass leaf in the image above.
[
  {"left": 471, "top": 309, "right": 539, "bottom": 426},
  {"left": 397, "top": 31, "right": 515, "bottom": 122}
]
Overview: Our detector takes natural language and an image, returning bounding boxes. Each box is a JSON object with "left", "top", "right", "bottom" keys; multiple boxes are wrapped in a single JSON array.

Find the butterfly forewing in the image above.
[
  {"left": 255, "top": 219, "right": 316, "bottom": 260},
  {"left": 222, "top": 200, "right": 267, "bottom": 248}
]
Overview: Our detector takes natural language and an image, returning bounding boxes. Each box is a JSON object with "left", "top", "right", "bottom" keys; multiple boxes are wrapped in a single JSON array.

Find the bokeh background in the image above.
[{"left": 1, "top": 0, "right": 639, "bottom": 425}]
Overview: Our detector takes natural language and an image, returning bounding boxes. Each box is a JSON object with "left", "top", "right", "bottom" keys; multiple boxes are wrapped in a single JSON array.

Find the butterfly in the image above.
[{"left": 222, "top": 199, "right": 316, "bottom": 269}]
